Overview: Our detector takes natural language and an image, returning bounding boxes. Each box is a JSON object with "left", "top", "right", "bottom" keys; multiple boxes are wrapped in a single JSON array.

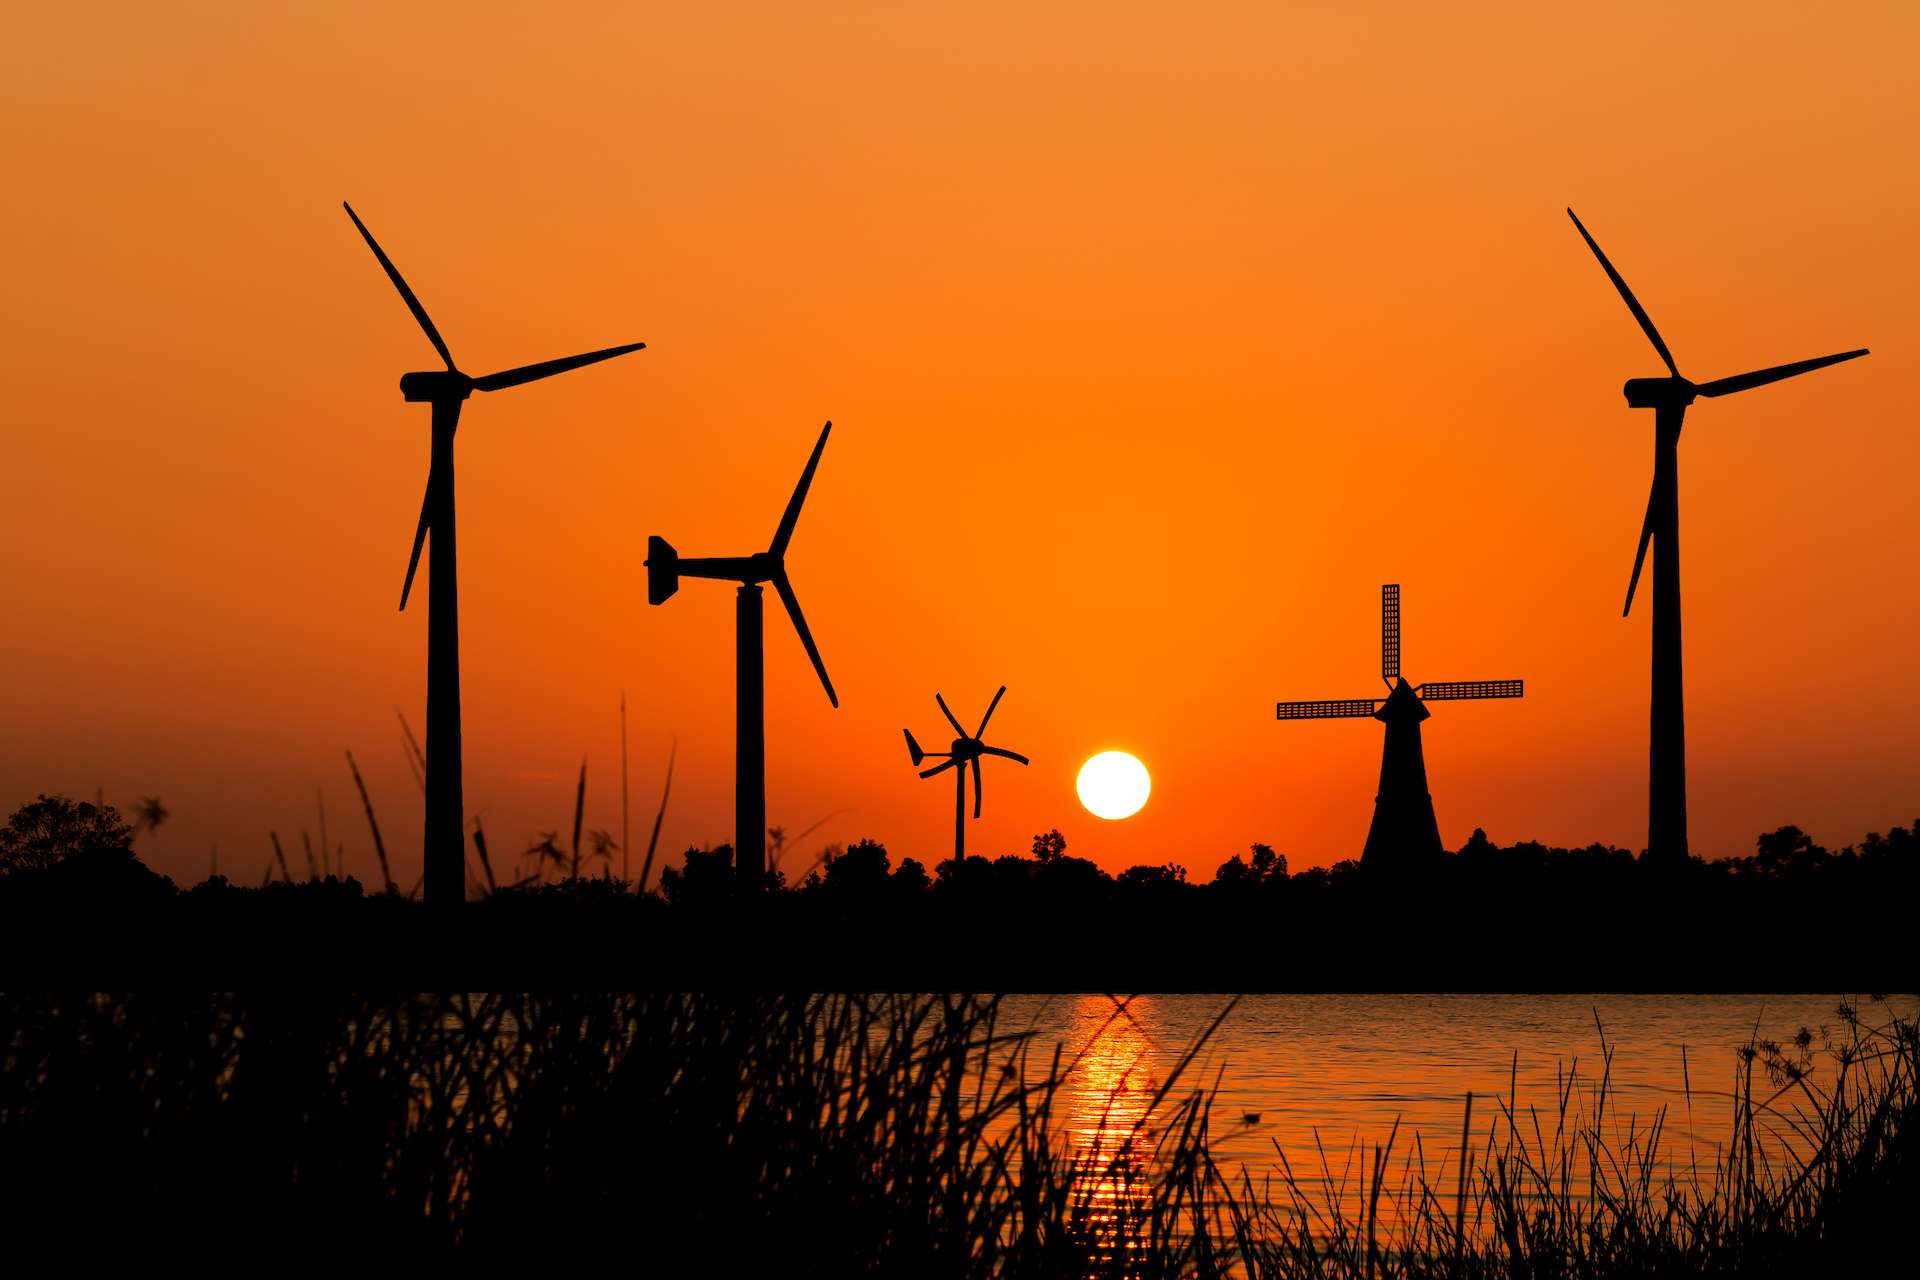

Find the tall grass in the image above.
[{"left": 0, "top": 993, "right": 1910, "bottom": 1270}]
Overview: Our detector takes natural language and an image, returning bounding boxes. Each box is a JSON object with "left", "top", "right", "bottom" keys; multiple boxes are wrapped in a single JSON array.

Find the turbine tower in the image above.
[
  {"left": 904, "top": 686, "right": 1030, "bottom": 861},
  {"left": 646, "top": 422, "right": 838, "bottom": 888},
  {"left": 345, "top": 203, "right": 645, "bottom": 906},
  {"left": 1276, "top": 584, "right": 1522, "bottom": 872},
  {"left": 1567, "top": 209, "right": 1868, "bottom": 863}
]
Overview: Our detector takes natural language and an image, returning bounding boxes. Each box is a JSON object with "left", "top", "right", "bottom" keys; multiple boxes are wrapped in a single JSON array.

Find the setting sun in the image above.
[{"left": 1076, "top": 751, "right": 1151, "bottom": 821}]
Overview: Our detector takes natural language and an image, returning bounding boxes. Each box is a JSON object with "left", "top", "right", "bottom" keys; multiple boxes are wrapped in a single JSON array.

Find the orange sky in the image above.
[{"left": 2, "top": 3, "right": 1915, "bottom": 888}]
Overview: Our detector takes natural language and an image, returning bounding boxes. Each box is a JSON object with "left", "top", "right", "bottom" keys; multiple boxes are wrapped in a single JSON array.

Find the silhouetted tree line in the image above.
[{"left": 2, "top": 794, "right": 1912, "bottom": 987}]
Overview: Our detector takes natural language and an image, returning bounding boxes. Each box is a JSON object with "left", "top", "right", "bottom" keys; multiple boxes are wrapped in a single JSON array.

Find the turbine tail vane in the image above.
[
  {"left": 771, "top": 421, "right": 832, "bottom": 556},
  {"left": 1567, "top": 208, "right": 1682, "bottom": 378},
  {"left": 343, "top": 202, "right": 456, "bottom": 371},
  {"left": 1693, "top": 349, "right": 1869, "bottom": 399}
]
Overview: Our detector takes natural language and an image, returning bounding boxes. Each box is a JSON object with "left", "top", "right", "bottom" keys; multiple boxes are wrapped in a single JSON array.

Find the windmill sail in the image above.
[{"left": 1276, "top": 699, "right": 1380, "bottom": 720}]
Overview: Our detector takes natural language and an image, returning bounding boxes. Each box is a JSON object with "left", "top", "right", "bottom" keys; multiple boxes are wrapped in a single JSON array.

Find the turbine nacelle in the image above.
[
  {"left": 1622, "top": 376, "right": 1695, "bottom": 410},
  {"left": 644, "top": 423, "right": 838, "bottom": 707},
  {"left": 399, "top": 370, "right": 475, "bottom": 403},
  {"left": 645, "top": 539, "right": 785, "bottom": 603}
]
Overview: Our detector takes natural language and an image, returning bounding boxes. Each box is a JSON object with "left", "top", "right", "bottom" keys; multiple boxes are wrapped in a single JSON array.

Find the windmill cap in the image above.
[
  {"left": 1375, "top": 678, "right": 1430, "bottom": 724},
  {"left": 645, "top": 535, "right": 679, "bottom": 604}
]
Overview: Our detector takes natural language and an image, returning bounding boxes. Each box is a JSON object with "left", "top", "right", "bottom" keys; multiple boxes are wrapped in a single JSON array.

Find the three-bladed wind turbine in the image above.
[
  {"left": 345, "top": 202, "right": 645, "bottom": 906},
  {"left": 1567, "top": 209, "right": 1868, "bottom": 863},
  {"left": 1276, "top": 584, "right": 1522, "bottom": 873},
  {"left": 646, "top": 422, "right": 838, "bottom": 889},
  {"left": 904, "top": 686, "right": 1029, "bottom": 862}
]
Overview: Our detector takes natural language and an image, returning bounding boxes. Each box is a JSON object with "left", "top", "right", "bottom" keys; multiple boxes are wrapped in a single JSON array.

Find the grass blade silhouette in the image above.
[
  {"left": 637, "top": 741, "right": 675, "bottom": 894},
  {"left": 570, "top": 758, "right": 587, "bottom": 880},
  {"left": 345, "top": 750, "right": 395, "bottom": 893}
]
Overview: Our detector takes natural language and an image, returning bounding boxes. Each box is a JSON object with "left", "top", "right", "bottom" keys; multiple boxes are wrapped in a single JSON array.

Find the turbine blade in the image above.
[
  {"left": 934, "top": 693, "right": 966, "bottom": 737},
  {"left": 1624, "top": 478, "right": 1656, "bottom": 617},
  {"left": 979, "top": 745, "right": 1030, "bottom": 765},
  {"left": 1693, "top": 349, "right": 1868, "bottom": 399},
  {"left": 343, "top": 202, "right": 455, "bottom": 370},
  {"left": 771, "top": 421, "right": 832, "bottom": 556},
  {"left": 772, "top": 570, "right": 837, "bottom": 707},
  {"left": 970, "top": 757, "right": 983, "bottom": 819},
  {"left": 471, "top": 342, "right": 646, "bottom": 392},
  {"left": 974, "top": 685, "right": 1007, "bottom": 738},
  {"left": 919, "top": 758, "right": 960, "bottom": 780},
  {"left": 1567, "top": 208, "right": 1681, "bottom": 379},
  {"left": 399, "top": 470, "right": 434, "bottom": 611}
]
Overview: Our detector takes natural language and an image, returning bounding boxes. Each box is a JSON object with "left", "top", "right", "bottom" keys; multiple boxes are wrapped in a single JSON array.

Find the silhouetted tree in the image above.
[
  {"left": 1031, "top": 829, "right": 1067, "bottom": 864},
  {"left": 658, "top": 844, "right": 734, "bottom": 907},
  {"left": 1117, "top": 862, "right": 1187, "bottom": 889},
  {"left": 0, "top": 795, "right": 134, "bottom": 873},
  {"left": 820, "top": 839, "right": 891, "bottom": 897}
]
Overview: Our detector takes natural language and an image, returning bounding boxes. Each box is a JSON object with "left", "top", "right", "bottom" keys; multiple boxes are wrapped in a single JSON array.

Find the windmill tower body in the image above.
[
  {"left": 1567, "top": 209, "right": 1866, "bottom": 864},
  {"left": 344, "top": 202, "right": 644, "bottom": 906},
  {"left": 1277, "top": 584, "right": 1521, "bottom": 873},
  {"left": 1361, "top": 679, "right": 1444, "bottom": 871},
  {"left": 904, "top": 688, "right": 1029, "bottom": 862},
  {"left": 646, "top": 423, "right": 840, "bottom": 891}
]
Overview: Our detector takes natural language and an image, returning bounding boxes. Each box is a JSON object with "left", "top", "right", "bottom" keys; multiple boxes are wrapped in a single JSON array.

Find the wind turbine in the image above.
[
  {"left": 344, "top": 202, "right": 645, "bottom": 906},
  {"left": 904, "top": 686, "right": 1029, "bottom": 862},
  {"left": 1276, "top": 585, "right": 1522, "bottom": 872},
  {"left": 645, "top": 422, "right": 838, "bottom": 888},
  {"left": 1567, "top": 209, "right": 1868, "bottom": 863}
]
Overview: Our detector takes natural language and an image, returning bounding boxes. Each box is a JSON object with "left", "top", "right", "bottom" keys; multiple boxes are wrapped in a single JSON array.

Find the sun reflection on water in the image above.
[{"left": 1055, "top": 994, "right": 1175, "bottom": 1261}]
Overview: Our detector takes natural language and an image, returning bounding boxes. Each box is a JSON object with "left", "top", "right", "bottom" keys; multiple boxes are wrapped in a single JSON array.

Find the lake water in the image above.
[{"left": 996, "top": 992, "right": 1911, "bottom": 1224}]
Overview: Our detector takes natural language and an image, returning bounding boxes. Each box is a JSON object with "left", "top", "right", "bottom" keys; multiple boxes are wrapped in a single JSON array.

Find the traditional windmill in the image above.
[
  {"left": 1567, "top": 209, "right": 1868, "bottom": 862},
  {"left": 345, "top": 203, "right": 645, "bottom": 906},
  {"left": 646, "top": 422, "right": 838, "bottom": 888},
  {"left": 904, "top": 686, "right": 1029, "bottom": 861},
  {"left": 1276, "top": 584, "right": 1522, "bottom": 872}
]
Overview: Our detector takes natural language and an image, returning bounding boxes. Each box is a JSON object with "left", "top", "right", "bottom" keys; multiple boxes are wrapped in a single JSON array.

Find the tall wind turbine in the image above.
[
  {"left": 1276, "top": 585, "right": 1522, "bottom": 872},
  {"left": 345, "top": 202, "right": 645, "bottom": 906},
  {"left": 645, "top": 422, "right": 839, "bottom": 888},
  {"left": 904, "top": 686, "right": 1030, "bottom": 861},
  {"left": 1567, "top": 209, "right": 1868, "bottom": 863}
]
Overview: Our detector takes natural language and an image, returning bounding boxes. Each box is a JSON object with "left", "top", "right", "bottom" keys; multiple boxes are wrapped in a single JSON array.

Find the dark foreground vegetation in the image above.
[
  {"left": 1, "top": 991, "right": 1913, "bottom": 1272},
  {"left": 1, "top": 795, "right": 1913, "bottom": 986}
]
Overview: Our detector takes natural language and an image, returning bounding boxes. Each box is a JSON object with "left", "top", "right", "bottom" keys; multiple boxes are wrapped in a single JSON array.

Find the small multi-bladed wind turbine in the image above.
[
  {"left": 344, "top": 202, "right": 645, "bottom": 907},
  {"left": 1567, "top": 208, "right": 1869, "bottom": 863},
  {"left": 646, "top": 422, "right": 838, "bottom": 889},
  {"left": 1276, "top": 585, "right": 1522, "bottom": 872},
  {"left": 904, "top": 686, "right": 1029, "bottom": 862}
]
